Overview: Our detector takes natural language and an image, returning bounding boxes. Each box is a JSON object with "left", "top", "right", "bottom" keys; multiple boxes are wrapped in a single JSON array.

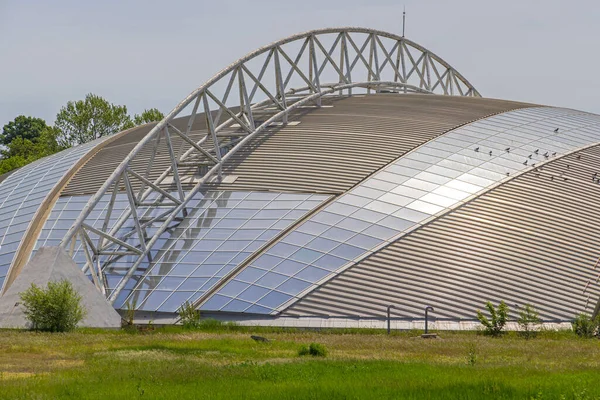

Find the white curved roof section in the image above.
[
  {"left": 58, "top": 27, "right": 481, "bottom": 304},
  {"left": 0, "top": 138, "right": 110, "bottom": 292},
  {"left": 204, "top": 106, "right": 600, "bottom": 315}
]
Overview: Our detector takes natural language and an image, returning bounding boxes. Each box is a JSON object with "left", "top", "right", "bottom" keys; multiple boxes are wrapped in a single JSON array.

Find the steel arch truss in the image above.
[{"left": 60, "top": 27, "right": 481, "bottom": 304}]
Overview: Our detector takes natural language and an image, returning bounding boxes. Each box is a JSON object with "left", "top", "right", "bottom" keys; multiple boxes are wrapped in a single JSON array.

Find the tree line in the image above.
[{"left": 0, "top": 93, "right": 164, "bottom": 175}]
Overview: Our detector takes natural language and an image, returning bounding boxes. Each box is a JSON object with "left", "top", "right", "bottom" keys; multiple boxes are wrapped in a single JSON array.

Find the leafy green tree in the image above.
[
  {"left": 37, "top": 126, "right": 65, "bottom": 155},
  {"left": 19, "top": 279, "right": 86, "bottom": 332},
  {"left": 0, "top": 115, "right": 48, "bottom": 146},
  {"left": 178, "top": 300, "right": 200, "bottom": 329},
  {"left": 2, "top": 137, "right": 37, "bottom": 159},
  {"left": 0, "top": 155, "right": 28, "bottom": 175},
  {"left": 572, "top": 313, "right": 599, "bottom": 338},
  {"left": 133, "top": 108, "right": 164, "bottom": 126},
  {"left": 55, "top": 93, "right": 133, "bottom": 146},
  {"left": 476, "top": 300, "right": 509, "bottom": 336},
  {"left": 0, "top": 126, "right": 66, "bottom": 174},
  {"left": 0, "top": 97, "right": 162, "bottom": 175},
  {"left": 517, "top": 304, "right": 541, "bottom": 339}
]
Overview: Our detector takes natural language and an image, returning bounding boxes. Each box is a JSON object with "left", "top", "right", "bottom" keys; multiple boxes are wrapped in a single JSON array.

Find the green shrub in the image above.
[
  {"left": 19, "top": 279, "right": 86, "bottom": 332},
  {"left": 298, "top": 344, "right": 310, "bottom": 356},
  {"left": 178, "top": 301, "right": 200, "bottom": 329},
  {"left": 309, "top": 343, "right": 327, "bottom": 357},
  {"left": 572, "top": 313, "right": 599, "bottom": 338},
  {"left": 476, "top": 301, "right": 509, "bottom": 337},
  {"left": 517, "top": 304, "right": 541, "bottom": 339},
  {"left": 298, "top": 343, "right": 327, "bottom": 357},
  {"left": 177, "top": 306, "right": 240, "bottom": 331},
  {"left": 466, "top": 343, "right": 477, "bottom": 366},
  {"left": 123, "top": 299, "right": 136, "bottom": 328}
]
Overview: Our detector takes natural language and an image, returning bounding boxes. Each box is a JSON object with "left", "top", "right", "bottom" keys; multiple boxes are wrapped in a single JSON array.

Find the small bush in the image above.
[
  {"left": 298, "top": 343, "right": 327, "bottom": 357},
  {"left": 466, "top": 343, "right": 477, "bottom": 366},
  {"left": 123, "top": 299, "right": 136, "bottom": 328},
  {"left": 177, "top": 307, "right": 240, "bottom": 331},
  {"left": 572, "top": 313, "right": 599, "bottom": 338},
  {"left": 178, "top": 301, "right": 200, "bottom": 329},
  {"left": 476, "top": 300, "right": 509, "bottom": 337},
  {"left": 298, "top": 345, "right": 310, "bottom": 356},
  {"left": 19, "top": 279, "right": 86, "bottom": 332},
  {"left": 518, "top": 304, "right": 542, "bottom": 339}
]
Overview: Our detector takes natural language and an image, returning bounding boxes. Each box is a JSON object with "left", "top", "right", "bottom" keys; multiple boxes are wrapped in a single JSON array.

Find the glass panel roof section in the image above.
[
  {"left": 33, "top": 190, "right": 329, "bottom": 313},
  {"left": 0, "top": 138, "right": 108, "bottom": 291},
  {"left": 204, "top": 107, "right": 600, "bottom": 315}
]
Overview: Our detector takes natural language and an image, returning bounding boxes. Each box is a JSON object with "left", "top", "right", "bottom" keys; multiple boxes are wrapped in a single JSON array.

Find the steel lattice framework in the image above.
[{"left": 60, "top": 27, "right": 481, "bottom": 304}]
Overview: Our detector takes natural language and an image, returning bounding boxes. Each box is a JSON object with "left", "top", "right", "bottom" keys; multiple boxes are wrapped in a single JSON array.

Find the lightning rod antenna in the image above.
[{"left": 402, "top": 6, "right": 406, "bottom": 37}]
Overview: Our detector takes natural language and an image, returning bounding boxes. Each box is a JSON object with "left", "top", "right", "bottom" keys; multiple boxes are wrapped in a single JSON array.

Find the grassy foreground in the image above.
[{"left": 1, "top": 326, "right": 600, "bottom": 399}]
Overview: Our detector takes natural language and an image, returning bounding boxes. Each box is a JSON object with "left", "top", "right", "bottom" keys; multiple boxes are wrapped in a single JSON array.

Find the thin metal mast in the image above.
[{"left": 402, "top": 7, "right": 406, "bottom": 37}]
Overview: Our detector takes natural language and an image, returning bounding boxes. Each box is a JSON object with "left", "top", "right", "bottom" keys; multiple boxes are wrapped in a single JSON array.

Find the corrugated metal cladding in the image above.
[
  {"left": 62, "top": 94, "right": 533, "bottom": 197},
  {"left": 286, "top": 145, "right": 600, "bottom": 321},
  {"left": 0, "top": 171, "right": 14, "bottom": 185}
]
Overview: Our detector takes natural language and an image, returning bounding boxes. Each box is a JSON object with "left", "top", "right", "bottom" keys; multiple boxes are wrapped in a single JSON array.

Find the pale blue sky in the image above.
[{"left": 1, "top": 0, "right": 598, "bottom": 128}]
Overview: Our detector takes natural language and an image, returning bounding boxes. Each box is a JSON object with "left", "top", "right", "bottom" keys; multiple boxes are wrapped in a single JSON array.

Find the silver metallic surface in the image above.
[
  {"left": 287, "top": 142, "right": 600, "bottom": 321},
  {"left": 206, "top": 107, "right": 600, "bottom": 315}
]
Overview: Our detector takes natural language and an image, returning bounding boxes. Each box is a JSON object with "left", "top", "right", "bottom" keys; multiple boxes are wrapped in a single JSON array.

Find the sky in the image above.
[{"left": 1, "top": 0, "right": 599, "bottom": 128}]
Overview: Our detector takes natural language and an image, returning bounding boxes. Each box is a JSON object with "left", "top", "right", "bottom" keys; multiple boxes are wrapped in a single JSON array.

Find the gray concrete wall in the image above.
[{"left": 0, "top": 246, "right": 121, "bottom": 329}]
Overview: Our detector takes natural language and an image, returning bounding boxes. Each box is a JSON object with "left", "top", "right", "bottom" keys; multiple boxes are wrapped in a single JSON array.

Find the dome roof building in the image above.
[{"left": 1, "top": 28, "right": 599, "bottom": 328}]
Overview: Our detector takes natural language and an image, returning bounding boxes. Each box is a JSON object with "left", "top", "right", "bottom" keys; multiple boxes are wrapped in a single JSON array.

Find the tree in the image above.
[
  {"left": 133, "top": 108, "right": 164, "bottom": 126},
  {"left": 37, "top": 126, "right": 65, "bottom": 155},
  {"left": 0, "top": 155, "right": 28, "bottom": 175},
  {"left": 572, "top": 313, "right": 599, "bottom": 338},
  {"left": 19, "top": 279, "right": 86, "bottom": 332},
  {"left": 517, "top": 304, "right": 541, "bottom": 339},
  {"left": 2, "top": 137, "right": 37, "bottom": 159},
  {"left": 178, "top": 300, "right": 200, "bottom": 329},
  {"left": 0, "top": 115, "right": 48, "bottom": 146},
  {"left": 476, "top": 300, "right": 509, "bottom": 336},
  {"left": 55, "top": 93, "right": 133, "bottom": 146},
  {"left": 0, "top": 126, "right": 66, "bottom": 174}
]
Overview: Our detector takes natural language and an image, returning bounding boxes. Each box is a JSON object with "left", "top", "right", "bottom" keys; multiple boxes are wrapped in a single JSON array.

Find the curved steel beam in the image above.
[{"left": 59, "top": 27, "right": 481, "bottom": 305}]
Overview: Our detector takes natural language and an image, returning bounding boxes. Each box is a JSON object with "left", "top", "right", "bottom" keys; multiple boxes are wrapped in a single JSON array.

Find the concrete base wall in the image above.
[
  {"left": 0, "top": 246, "right": 121, "bottom": 329},
  {"left": 126, "top": 311, "right": 573, "bottom": 331}
]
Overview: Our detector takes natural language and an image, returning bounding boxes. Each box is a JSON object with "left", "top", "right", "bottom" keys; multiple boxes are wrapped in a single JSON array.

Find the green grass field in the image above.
[{"left": 1, "top": 325, "right": 600, "bottom": 399}]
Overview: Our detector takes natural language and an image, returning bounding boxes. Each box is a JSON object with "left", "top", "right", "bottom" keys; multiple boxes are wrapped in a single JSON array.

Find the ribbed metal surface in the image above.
[
  {"left": 60, "top": 119, "right": 223, "bottom": 196},
  {"left": 285, "top": 145, "right": 600, "bottom": 321},
  {"left": 61, "top": 123, "right": 158, "bottom": 196},
  {"left": 0, "top": 171, "right": 15, "bottom": 185},
  {"left": 62, "top": 94, "right": 532, "bottom": 197},
  {"left": 210, "top": 95, "right": 532, "bottom": 194}
]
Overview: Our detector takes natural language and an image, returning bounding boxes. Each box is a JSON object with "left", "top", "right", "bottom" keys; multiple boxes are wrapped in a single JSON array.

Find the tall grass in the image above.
[{"left": 1, "top": 328, "right": 599, "bottom": 399}]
